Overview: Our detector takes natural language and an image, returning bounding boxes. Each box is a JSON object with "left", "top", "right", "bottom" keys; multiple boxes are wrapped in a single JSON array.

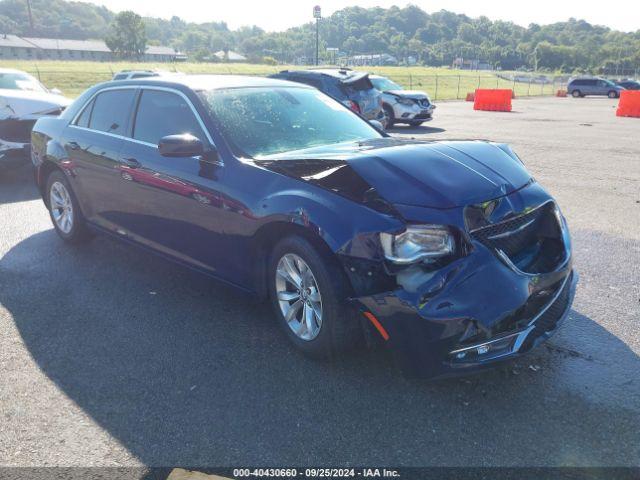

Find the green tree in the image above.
[{"left": 105, "top": 11, "right": 147, "bottom": 59}]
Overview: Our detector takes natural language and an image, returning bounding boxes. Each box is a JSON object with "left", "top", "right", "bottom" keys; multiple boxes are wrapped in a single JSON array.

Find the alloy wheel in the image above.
[
  {"left": 275, "top": 253, "right": 323, "bottom": 341},
  {"left": 49, "top": 181, "right": 74, "bottom": 234}
]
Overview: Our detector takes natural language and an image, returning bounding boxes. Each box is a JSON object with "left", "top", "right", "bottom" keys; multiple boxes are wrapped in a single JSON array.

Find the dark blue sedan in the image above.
[{"left": 30, "top": 75, "right": 576, "bottom": 378}]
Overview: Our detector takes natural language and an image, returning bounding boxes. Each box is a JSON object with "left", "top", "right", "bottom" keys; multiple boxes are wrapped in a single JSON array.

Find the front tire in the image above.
[
  {"left": 571, "top": 90, "right": 582, "bottom": 98},
  {"left": 382, "top": 104, "right": 395, "bottom": 128},
  {"left": 46, "top": 170, "right": 92, "bottom": 243},
  {"left": 268, "top": 235, "right": 360, "bottom": 359},
  {"left": 608, "top": 90, "right": 619, "bottom": 99},
  {"left": 408, "top": 120, "right": 424, "bottom": 127}
]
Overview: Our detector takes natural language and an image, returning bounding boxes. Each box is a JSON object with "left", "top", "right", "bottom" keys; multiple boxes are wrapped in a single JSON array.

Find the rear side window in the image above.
[
  {"left": 131, "top": 73, "right": 155, "bottom": 79},
  {"left": 88, "top": 89, "right": 136, "bottom": 135},
  {"left": 132, "top": 89, "right": 206, "bottom": 145},
  {"left": 74, "top": 99, "right": 94, "bottom": 128},
  {"left": 113, "top": 73, "right": 128, "bottom": 80}
]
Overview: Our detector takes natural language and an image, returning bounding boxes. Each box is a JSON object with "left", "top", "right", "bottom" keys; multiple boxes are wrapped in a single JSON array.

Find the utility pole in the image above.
[
  {"left": 26, "top": 0, "right": 34, "bottom": 35},
  {"left": 313, "top": 5, "right": 321, "bottom": 66}
]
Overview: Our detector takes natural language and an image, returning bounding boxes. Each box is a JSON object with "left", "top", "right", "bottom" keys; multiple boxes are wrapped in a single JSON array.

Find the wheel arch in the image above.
[
  {"left": 37, "top": 159, "right": 64, "bottom": 205},
  {"left": 248, "top": 221, "right": 340, "bottom": 300}
]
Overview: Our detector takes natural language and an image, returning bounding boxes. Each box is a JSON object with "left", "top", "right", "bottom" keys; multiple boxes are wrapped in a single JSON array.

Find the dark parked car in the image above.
[
  {"left": 269, "top": 68, "right": 385, "bottom": 127},
  {"left": 567, "top": 77, "right": 624, "bottom": 98},
  {"left": 31, "top": 75, "right": 576, "bottom": 378},
  {"left": 616, "top": 80, "right": 640, "bottom": 90}
]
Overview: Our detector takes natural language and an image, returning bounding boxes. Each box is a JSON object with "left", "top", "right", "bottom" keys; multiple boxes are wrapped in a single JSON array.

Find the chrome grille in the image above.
[{"left": 470, "top": 204, "right": 550, "bottom": 258}]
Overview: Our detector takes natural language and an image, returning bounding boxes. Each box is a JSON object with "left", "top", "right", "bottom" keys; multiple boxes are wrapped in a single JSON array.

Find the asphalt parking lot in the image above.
[{"left": 1, "top": 96, "right": 639, "bottom": 469}]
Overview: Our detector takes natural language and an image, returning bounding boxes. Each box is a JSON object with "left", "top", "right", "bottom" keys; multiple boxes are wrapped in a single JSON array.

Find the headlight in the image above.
[
  {"left": 397, "top": 97, "right": 415, "bottom": 106},
  {"left": 380, "top": 225, "right": 455, "bottom": 264}
]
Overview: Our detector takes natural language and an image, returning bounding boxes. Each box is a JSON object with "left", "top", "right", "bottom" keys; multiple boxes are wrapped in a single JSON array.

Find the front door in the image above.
[{"left": 115, "top": 88, "right": 231, "bottom": 276}]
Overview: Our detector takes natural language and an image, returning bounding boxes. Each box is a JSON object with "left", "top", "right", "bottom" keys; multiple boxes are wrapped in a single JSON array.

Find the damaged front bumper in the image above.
[
  {"left": 1, "top": 103, "right": 66, "bottom": 169},
  {"left": 347, "top": 187, "right": 577, "bottom": 379},
  {"left": 0, "top": 117, "right": 36, "bottom": 168},
  {"left": 0, "top": 138, "right": 30, "bottom": 167}
]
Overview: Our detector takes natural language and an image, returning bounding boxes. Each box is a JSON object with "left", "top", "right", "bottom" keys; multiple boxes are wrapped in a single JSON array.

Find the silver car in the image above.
[{"left": 370, "top": 75, "right": 435, "bottom": 127}]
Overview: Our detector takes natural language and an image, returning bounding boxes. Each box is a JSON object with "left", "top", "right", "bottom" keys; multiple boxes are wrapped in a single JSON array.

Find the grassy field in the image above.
[{"left": 0, "top": 60, "right": 564, "bottom": 99}]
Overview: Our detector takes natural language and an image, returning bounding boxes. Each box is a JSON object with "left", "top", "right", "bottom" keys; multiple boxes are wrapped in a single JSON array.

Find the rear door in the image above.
[{"left": 63, "top": 87, "right": 137, "bottom": 230}]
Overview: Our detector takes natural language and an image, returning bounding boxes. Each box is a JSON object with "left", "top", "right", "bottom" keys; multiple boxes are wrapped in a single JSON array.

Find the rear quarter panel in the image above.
[{"left": 31, "top": 116, "right": 69, "bottom": 190}]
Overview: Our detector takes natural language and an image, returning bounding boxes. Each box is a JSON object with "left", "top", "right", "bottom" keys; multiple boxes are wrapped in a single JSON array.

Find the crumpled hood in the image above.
[
  {"left": 386, "top": 90, "right": 429, "bottom": 100},
  {"left": 255, "top": 138, "right": 532, "bottom": 210},
  {"left": 0, "top": 89, "right": 71, "bottom": 119}
]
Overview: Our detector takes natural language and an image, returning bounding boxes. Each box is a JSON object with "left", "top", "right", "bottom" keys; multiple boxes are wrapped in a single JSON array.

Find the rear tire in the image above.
[
  {"left": 46, "top": 170, "right": 92, "bottom": 244},
  {"left": 268, "top": 235, "right": 360, "bottom": 359},
  {"left": 571, "top": 90, "right": 582, "bottom": 98}
]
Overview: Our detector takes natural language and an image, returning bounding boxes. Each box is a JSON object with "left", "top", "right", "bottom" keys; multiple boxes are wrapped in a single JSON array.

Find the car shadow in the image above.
[
  {"left": 0, "top": 162, "right": 40, "bottom": 205},
  {"left": 387, "top": 125, "right": 446, "bottom": 136},
  {"left": 1, "top": 229, "right": 639, "bottom": 466}
]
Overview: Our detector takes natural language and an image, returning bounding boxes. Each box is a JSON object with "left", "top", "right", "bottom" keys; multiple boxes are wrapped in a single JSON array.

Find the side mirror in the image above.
[
  {"left": 369, "top": 119, "right": 384, "bottom": 131},
  {"left": 158, "top": 134, "right": 205, "bottom": 158},
  {"left": 49, "top": 87, "right": 62, "bottom": 95}
]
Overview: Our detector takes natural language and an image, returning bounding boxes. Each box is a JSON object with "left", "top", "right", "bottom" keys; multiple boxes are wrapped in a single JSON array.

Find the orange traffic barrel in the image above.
[{"left": 616, "top": 90, "right": 640, "bottom": 118}]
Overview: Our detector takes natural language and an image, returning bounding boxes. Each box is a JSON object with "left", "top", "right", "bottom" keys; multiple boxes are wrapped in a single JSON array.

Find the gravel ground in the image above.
[{"left": 0, "top": 96, "right": 638, "bottom": 471}]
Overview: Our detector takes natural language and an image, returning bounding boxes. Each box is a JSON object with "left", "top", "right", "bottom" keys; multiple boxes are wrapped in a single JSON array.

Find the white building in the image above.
[{"left": 0, "top": 34, "right": 186, "bottom": 62}]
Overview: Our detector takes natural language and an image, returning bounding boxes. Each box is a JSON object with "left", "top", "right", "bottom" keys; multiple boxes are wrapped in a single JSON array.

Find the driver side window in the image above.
[{"left": 133, "top": 89, "right": 207, "bottom": 145}]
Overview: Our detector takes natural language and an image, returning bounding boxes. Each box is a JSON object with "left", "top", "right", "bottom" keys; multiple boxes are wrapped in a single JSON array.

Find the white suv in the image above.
[{"left": 370, "top": 75, "right": 435, "bottom": 128}]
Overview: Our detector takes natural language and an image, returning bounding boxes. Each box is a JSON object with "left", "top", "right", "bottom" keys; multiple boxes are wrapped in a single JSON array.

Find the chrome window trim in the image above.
[
  {"left": 70, "top": 85, "right": 138, "bottom": 127},
  {"left": 68, "top": 84, "right": 222, "bottom": 166}
]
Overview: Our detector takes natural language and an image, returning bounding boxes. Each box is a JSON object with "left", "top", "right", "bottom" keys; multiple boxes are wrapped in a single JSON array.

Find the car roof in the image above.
[
  {"left": 100, "top": 74, "right": 311, "bottom": 91},
  {"left": 277, "top": 68, "right": 360, "bottom": 78},
  {"left": 0, "top": 67, "right": 33, "bottom": 75}
]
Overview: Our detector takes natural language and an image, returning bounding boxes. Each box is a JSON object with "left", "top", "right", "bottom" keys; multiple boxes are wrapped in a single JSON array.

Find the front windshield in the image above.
[
  {"left": 371, "top": 77, "right": 402, "bottom": 92},
  {"left": 0, "top": 72, "right": 47, "bottom": 92},
  {"left": 200, "top": 87, "right": 382, "bottom": 158}
]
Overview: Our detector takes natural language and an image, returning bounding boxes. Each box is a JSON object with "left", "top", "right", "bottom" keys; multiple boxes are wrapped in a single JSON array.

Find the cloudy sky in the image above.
[{"left": 82, "top": 0, "right": 638, "bottom": 32}]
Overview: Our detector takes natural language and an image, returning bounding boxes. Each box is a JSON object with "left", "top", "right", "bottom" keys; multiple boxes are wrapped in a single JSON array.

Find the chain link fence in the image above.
[
  {"left": 381, "top": 74, "right": 568, "bottom": 100},
  {"left": 23, "top": 65, "right": 568, "bottom": 100}
]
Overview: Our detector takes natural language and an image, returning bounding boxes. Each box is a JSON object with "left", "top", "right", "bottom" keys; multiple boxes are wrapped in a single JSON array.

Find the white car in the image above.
[
  {"left": 370, "top": 75, "right": 436, "bottom": 128},
  {"left": 0, "top": 68, "right": 71, "bottom": 169}
]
